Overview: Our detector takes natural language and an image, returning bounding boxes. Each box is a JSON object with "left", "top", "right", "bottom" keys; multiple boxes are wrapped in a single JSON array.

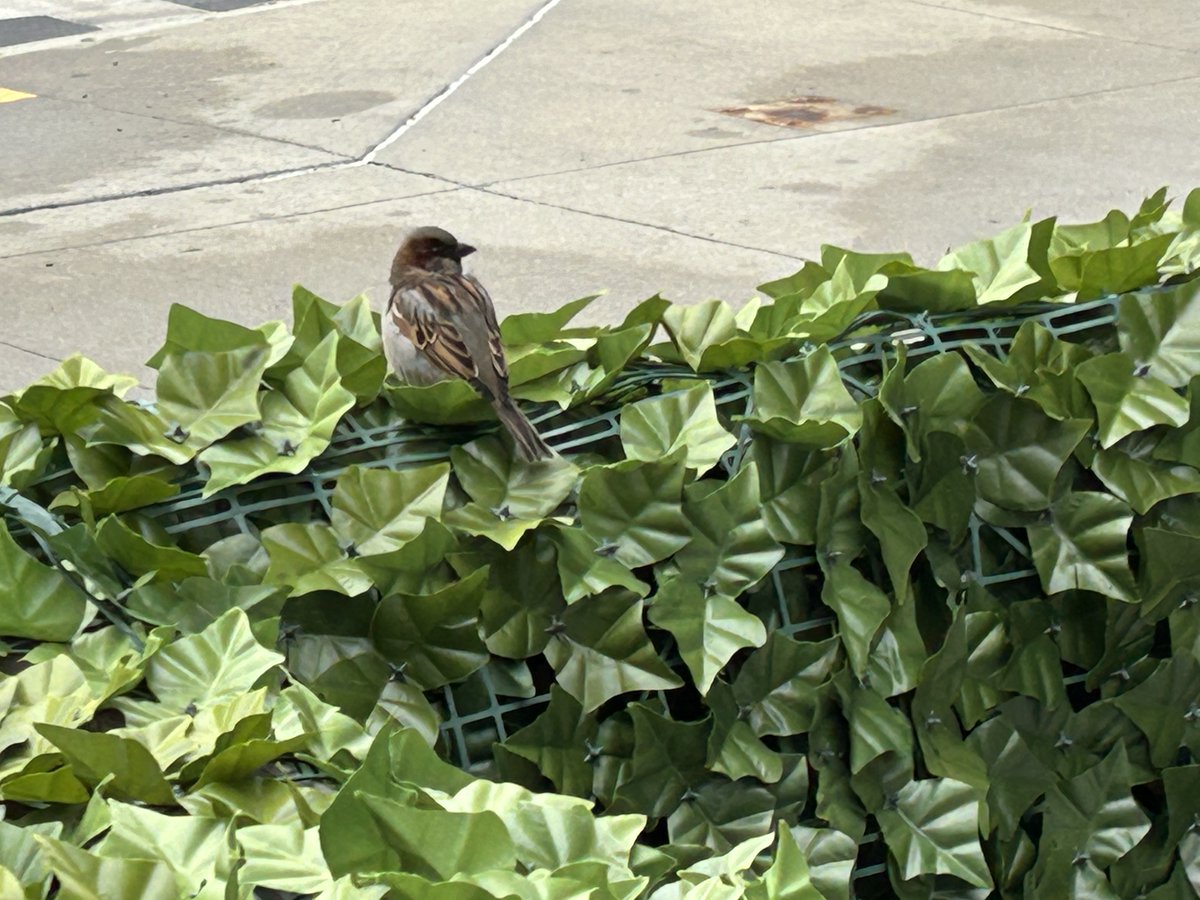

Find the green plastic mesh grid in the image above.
[{"left": 4, "top": 289, "right": 1130, "bottom": 889}]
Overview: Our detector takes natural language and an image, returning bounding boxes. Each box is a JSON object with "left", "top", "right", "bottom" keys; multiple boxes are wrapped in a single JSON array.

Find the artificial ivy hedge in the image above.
[{"left": 1, "top": 189, "right": 1200, "bottom": 898}]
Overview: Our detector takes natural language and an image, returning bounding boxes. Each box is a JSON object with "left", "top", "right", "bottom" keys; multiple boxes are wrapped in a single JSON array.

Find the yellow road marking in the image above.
[{"left": 0, "top": 88, "right": 36, "bottom": 104}]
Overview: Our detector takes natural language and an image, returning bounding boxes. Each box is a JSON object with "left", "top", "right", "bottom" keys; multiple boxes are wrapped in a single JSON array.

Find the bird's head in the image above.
[{"left": 391, "top": 226, "right": 477, "bottom": 280}]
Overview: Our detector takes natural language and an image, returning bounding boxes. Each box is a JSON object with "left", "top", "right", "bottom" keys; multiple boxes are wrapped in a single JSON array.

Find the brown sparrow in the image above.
[{"left": 385, "top": 226, "right": 553, "bottom": 461}]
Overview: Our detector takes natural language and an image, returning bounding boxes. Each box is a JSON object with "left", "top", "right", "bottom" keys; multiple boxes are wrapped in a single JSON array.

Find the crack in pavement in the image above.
[{"left": 903, "top": 0, "right": 1200, "bottom": 56}]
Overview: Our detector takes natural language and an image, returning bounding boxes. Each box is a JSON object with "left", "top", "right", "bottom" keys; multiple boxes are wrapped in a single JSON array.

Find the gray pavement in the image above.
[{"left": 2, "top": 0, "right": 1199, "bottom": 391}]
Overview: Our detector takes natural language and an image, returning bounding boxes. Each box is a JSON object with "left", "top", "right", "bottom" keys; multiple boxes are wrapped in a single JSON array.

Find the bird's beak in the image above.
[{"left": 456, "top": 243, "right": 477, "bottom": 259}]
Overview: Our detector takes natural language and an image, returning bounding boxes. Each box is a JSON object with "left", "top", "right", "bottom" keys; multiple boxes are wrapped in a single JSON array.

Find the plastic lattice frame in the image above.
[{"left": 2, "top": 289, "right": 1130, "bottom": 888}]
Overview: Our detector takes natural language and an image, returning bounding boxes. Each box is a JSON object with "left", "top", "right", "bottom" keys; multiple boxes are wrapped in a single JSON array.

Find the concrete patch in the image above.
[{"left": 0, "top": 15, "right": 98, "bottom": 48}]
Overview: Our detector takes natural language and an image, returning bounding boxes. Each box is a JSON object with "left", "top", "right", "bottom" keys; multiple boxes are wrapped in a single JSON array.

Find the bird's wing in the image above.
[
  {"left": 388, "top": 276, "right": 480, "bottom": 384},
  {"left": 461, "top": 274, "right": 509, "bottom": 381}
]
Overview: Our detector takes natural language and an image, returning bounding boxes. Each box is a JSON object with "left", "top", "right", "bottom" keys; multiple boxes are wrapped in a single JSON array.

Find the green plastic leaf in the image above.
[
  {"left": 1118, "top": 280, "right": 1200, "bottom": 388},
  {"left": 501, "top": 294, "right": 599, "bottom": 344},
  {"left": 661, "top": 299, "right": 738, "bottom": 370},
  {"left": 611, "top": 703, "right": 709, "bottom": 819},
  {"left": 199, "top": 331, "right": 355, "bottom": 495},
  {"left": 239, "top": 825, "right": 332, "bottom": 895},
  {"left": 1093, "top": 441, "right": 1200, "bottom": 515},
  {"left": 964, "top": 395, "right": 1090, "bottom": 510},
  {"left": 147, "top": 303, "right": 282, "bottom": 367},
  {"left": 96, "top": 803, "right": 231, "bottom": 894},
  {"left": 35, "top": 725, "right": 176, "bottom": 805},
  {"left": 1028, "top": 492, "right": 1136, "bottom": 601},
  {"left": 154, "top": 344, "right": 271, "bottom": 454},
  {"left": 877, "top": 778, "right": 992, "bottom": 889},
  {"left": 746, "top": 825, "right": 822, "bottom": 900},
  {"left": 695, "top": 466, "right": 786, "bottom": 585},
  {"left": 579, "top": 455, "right": 691, "bottom": 568},
  {"left": 550, "top": 525, "right": 650, "bottom": 604},
  {"left": 733, "top": 634, "right": 840, "bottom": 737},
  {"left": 739, "top": 349, "right": 862, "bottom": 448},
  {"left": 1076, "top": 352, "right": 1188, "bottom": 448},
  {"left": 95, "top": 514, "right": 208, "bottom": 581},
  {"left": 146, "top": 608, "right": 285, "bottom": 711},
  {"left": 1035, "top": 745, "right": 1151, "bottom": 887},
  {"left": 282, "top": 288, "right": 385, "bottom": 402},
  {"left": 1113, "top": 654, "right": 1200, "bottom": 768},
  {"left": 620, "top": 383, "right": 735, "bottom": 473},
  {"left": 34, "top": 837, "right": 179, "bottom": 900},
  {"left": 938, "top": 218, "right": 1056, "bottom": 305},
  {"left": 822, "top": 561, "right": 891, "bottom": 679},
  {"left": 544, "top": 590, "right": 682, "bottom": 713},
  {"left": 0, "top": 519, "right": 88, "bottom": 641},
  {"left": 371, "top": 568, "right": 489, "bottom": 690},
  {"left": 360, "top": 794, "right": 516, "bottom": 880},
  {"left": 331, "top": 462, "right": 450, "bottom": 556},
  {"left": 262, "top": 522, "right": 371, "bottom": 596},
  {"left": 502, "top": 685, "right": 598, "bottom": 796},
  {"left": 705, "top": 680, "right": 783, "bottom": 783},
  {"left": 648, "top": 577, "right": 766, "bottom": 695}
]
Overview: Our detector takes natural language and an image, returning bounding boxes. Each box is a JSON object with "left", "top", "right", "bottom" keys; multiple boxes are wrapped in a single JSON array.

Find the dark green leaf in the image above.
[
  {"left": 1028, "top": 492, "right": 1136, "bottom": 601},
  {"left": 371, "top": 568, "right": 490, "bottom": 690}
]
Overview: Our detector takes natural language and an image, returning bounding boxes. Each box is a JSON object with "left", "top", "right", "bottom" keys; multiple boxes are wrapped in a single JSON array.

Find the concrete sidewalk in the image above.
[{"left": 1, "top": 0, "right": 1199, "bottom": 391}]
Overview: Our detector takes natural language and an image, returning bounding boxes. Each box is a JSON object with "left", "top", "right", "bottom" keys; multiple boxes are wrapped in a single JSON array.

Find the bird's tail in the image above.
[{"left": 493, "top": 397, "right": 554, "bottom": 462}]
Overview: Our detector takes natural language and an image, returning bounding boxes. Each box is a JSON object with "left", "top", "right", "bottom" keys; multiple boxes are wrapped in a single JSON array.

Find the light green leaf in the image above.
[
  {"left": 239, "top": 825, "right": 333, "bottom": 895},
  {"left": 94, "top": 514, "right": 208, "bottom": 581},
  {"left": 544, "top": 590, "right": 682, "bottom": 713},
  {"left": 147, "top": 303, "right": 280, "bottom": 367},
  {"left": 746, "top": 825, "right": 822, "bottom": 900},
  {"left": 662, "top": 300, "right": 738, "bottom": 370},
  {"left": 450, "top": 434, "right": 578, "bottom": 519},
  {"left": 1076, "top": 351, "right": 1189, "bottom": 448},
  {"left": 648, "top": 578, "right": 765, "bottom": 695},
  {"left": 0, "top": 518, "right": 88, "bottom": 641},
  {"left": 35, "top": 725, "right": 176, "bottom": 805},
  {"left": 1028, "top": 492, "right": 1136, "bottom": 601},
  {"left": 1118, "top": 280, "right": 1200, "bottom": 387},
  {"left": 739, "top": 349, "right": 861, "bottom": 448},
  {"left": 199, "top": 331, "right": 355, "bottom": 495},
  {"left": 501, "top": 294, "right": 599, "bottom": 345},
  {"left": 146, "top": 608, "right": 284, "bottom": 711},
  {"left": 579, "top": 455, "right": 691, "bottom": 568},
  {"left": 261, "top": 522, "right": 371, "bottom": 596},
  {"left": 35, "top": 837, "right": 180, "bottom": 900},
  {"left": 331, "top": 462, "right": 450, "bottom": 556},
  {"left": 97, "top": 804, "right": 230, "bottom": 893},
  {"left": 620, "top": 383, "right": 735, "bottom": 473},
  {"left": 938, "top": 218, "right": 1056, "bottom": 305},
  {"left": 360, "top": 794, "right": 516, "bottom": 880},
  {"left": 877, "top": 778, "right": 992, "bottom": 888},
  {"left": 155, "top": 344, "right": 271, "bottom": 454},
  {"left": 549, "top": 525, "right": 650, "bottom": 604}
]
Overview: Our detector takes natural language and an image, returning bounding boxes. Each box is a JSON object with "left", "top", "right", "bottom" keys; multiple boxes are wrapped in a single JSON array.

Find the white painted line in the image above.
[{"left": 260, "top": 0, "right": 565, "bottom": 183}]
